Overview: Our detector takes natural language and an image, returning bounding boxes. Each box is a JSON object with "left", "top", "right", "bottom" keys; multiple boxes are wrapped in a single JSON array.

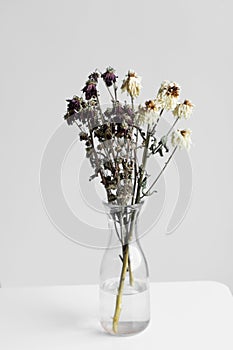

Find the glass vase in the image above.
[{"left": 99, "top": 202, "right": 150, "bottom": 336}]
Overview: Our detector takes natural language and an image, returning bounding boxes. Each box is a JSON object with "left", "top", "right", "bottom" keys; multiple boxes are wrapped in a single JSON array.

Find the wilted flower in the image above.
[
  {"left": 145, "top": 100, "right": 158, "bottom": 111},
  {"left": 79, "top": 131, "right": 89, "bottom": 141},
  {"left": 101, "top": 67, "right": 118, "bottom": 87},
  {"left": 121, "top": 70, "right": 142, "bottom": 98},
  {"left": 82, "top": 80, "right": 98, "bottom": 100},
  {"left": 171, "top": 129, "right": 192, "bottom": 150},
  {"left": 63, "top": 96, "right": 85, "bottom": 125},
  {"left": 173, "top": 99, "right": 194, "bottom": 119},
  {"left": 88, "top": 71, "right": 99, "bottom": 82},
  {"left": 136, "top": 100, "right": 159, "bottom": 127},
  {"left": 63, "top": 67, "right": 194, "bottom": 211},
  {"left": 157, "top": 81, "right": 180, "bottom": 110},
  {"left": 66, "top": 96, "right": 83, "bottom": 113}
]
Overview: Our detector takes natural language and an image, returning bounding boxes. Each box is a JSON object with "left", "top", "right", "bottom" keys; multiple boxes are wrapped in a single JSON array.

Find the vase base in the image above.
[{"left": 100, "top": 320, "right": 149, "bottom": 336}]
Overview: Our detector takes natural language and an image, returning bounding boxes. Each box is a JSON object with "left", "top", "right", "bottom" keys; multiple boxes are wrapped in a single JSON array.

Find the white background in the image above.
[{"left": 0, "top": 0, "right": 232, "bottom": 290}]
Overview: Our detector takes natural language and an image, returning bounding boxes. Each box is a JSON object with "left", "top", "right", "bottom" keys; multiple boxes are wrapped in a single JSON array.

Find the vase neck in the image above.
[{"left": 103, "top": 202, "right": 143, "bottom": 246}]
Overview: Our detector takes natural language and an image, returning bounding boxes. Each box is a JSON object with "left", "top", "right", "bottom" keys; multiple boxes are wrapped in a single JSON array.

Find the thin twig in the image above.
[
  {"left": 141, "top": 146, "right": 178, "bottom": 199},
  {"left": 135, "top": 126, "right": 151, "bottom": 204},
  {"left": 131, "top": 129, "right": 139, "bottom": 205},
  {"left": 74, "top": 120, "right": 84, "bottom": 132},
  {"left": 152, "top": 117, "right": 179, "bottom": 154},
  {"left": 113, "top": 214, "right": 123, "bottom": 244},
  {"left": 106, "top": 85, "right": 115, "bottom": 102},
  {"left": 150, "top": 108, "right": 164, "bottom": 135},
  {"left": 167, "top": 117, "right": 179, "bottom": 136},
  {"left": 113, "top": 82, "right": 118, "bottom": 101},
  {"left": 131, "top": 96, "right": 134, "bottom": 111}
]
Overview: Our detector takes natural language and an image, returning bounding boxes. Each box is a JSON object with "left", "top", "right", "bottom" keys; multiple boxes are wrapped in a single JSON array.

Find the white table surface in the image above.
[{"left": 0, "top": 281, "right": 233, "bottom": 349}]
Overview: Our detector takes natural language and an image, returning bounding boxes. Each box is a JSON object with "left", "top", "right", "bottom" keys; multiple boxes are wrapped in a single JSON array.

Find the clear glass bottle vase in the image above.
[{"left": 99, "top": 202, "right": 150, "bottom": 336}]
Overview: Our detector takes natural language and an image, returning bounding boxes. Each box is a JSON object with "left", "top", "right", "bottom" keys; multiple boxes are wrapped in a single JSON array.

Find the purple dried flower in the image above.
[
  {"left": 64, "top": 96, "right": 82, "bottom": 125},
  {"left": 66, "top": 96, "right": 82, "bottom": 113},
  {"left": 101, "top": 67, "right": 117, "bottom": 87},
  {"left": 82, "top": 80, "right": 98, "bottom": 100},
  {"left": 88, "top": 72, "right": 99, "bottom": 82}
]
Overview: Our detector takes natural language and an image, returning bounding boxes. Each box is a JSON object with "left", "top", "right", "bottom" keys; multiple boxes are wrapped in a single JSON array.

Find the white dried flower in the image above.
[
  {"left": 153, "top": 97, "right": 164, "bottom": 110},
  {"left": 144, "top": 110, "right": 159, "bottom": 128},
  {"left": 135, "top": 109, "right": 146, "bottom": 126},
  {"left": 136, "top": 100, "right": 160, "bottom": 127},
  {"left": 173, "top": 100, "right": 194, "bottom": 119},
  {"left": 121, "top": 70, "right": 142, "bottom": 98},
  {"left": 157, "top": 80, "right": 180, "bottom": 111},
  {"left": 171, "top": 129, "right": 192, "bottom": 150}
]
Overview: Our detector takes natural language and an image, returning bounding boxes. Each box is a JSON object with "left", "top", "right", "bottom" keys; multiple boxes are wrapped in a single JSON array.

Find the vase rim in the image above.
[{"left": 102, "top": 201, "right": 144, "bottom": 210}]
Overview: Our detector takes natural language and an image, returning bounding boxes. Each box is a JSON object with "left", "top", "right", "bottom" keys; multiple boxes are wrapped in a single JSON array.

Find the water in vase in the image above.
[{"left": 100, "top": 277, "right": 150, "bottom": 336}]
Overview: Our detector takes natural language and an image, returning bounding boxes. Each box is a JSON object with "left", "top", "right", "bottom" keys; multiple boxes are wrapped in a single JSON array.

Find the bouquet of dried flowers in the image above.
[{"left": 63, "top": 67, "right": 194, "bottom": 333}]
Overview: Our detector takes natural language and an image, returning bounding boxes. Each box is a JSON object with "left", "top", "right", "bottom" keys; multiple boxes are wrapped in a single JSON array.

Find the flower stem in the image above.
[
  {"left": 167, "top": 117, "right": 179, "bottom": 136},
  {"left": 128, "top": 254, "right": 134, "bottom": 286},
  {"left": 87, "top": 121, "right": 112, "bottom": 201},
  {"left": 151, "top": 108, "right": 164, "bottom": 135},
  {"left": 131, "top": 96, "right": 134, "bottom": 111},
  {"left": 135, "top": 126, "right": 151, "bottom": 204},
  {"left": 106, "top": 85, "right": 115, "bottom": 101},
  {"left": 152, "top": 117, "right": 179, "bottom": 154},
  {"left": 131, "top": 129, "right": 139, "bottom": 205},
  {"left": 113, "top": 82, "right": 118, "bottom": 101},
  {"left": 141, "top": 145, "right": 178, "bottom": 198},
  {"left": 112, "top": 209, "right": 136, "bottom": 333},
  {"left": 112, "top": 244, "right": 129, "bottom": 333}
]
